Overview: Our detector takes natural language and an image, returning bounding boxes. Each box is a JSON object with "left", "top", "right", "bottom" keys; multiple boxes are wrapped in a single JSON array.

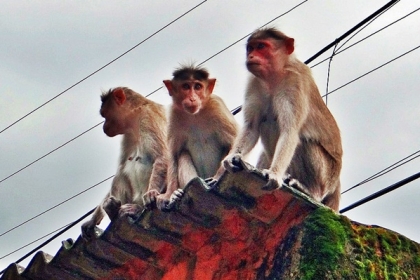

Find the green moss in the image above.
[
  {"left": 297, "top": 207, "right": 420, "bottom": 279},
  {"left": 299, "top": 207, "right": 351, "bottom": 279}
]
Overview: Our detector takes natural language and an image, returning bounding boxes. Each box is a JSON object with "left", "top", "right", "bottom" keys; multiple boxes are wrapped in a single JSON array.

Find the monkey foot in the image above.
[
  {"left": 204, "top": 177, "right": 218, "bottom": 189},
  {"left": 81, "top": 221, "right": 100, "bottom": 241},
  {"left": 223, "top": 154, "right": 246, "bottom": 173},
  {"left": 164, "top": 189, "right": 184, "bottom": 211},
  {"left": 103, "top": 196, "right": 122, "bottom": 221}
]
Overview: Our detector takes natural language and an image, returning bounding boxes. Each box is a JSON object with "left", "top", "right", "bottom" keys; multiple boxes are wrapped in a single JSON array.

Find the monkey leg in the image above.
[
  {"left": 321, "top": 181, "right": 341, "bottom": 212},
  {"left": 103, "top": 196, "right": 122, "bottom": 221}
]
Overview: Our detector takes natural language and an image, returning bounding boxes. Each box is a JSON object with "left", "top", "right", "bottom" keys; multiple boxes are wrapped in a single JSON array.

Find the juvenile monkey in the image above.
[
  {"left": 158, "top": 65, "right": 238, "bottom": 209},
  {"left": 213, "top": 28, "right": 343, "bottom": 211},
  {"left": 81, "top": 87, "right": 168, "bottom": 240}
]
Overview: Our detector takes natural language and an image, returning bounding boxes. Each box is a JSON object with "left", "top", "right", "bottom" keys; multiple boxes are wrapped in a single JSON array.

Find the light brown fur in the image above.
[
  {"left": 214, "top": 28, "right": 342, "bottom": 211},
  {"left": 81, "top": 87, "right": 168, "bottom": 239},
  {"left": 158, "top": 65, "right": 238, "bottom": 209}
]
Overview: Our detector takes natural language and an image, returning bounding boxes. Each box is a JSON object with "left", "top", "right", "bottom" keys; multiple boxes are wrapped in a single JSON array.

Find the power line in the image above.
[
  {"left": 0, "top": 224, "right": 68, "bottom": 260},
  {"left": 0, "top": 208, "right": 95, "bottom": 275},
  {"left": 305, "top": 0, "right": 399, "bottom": 65},
  {"left": 198, "top": 0, "right": 309, "bottom": 66},
  {"left": 323, "top": 44, "right": 420, "bottom": 97},
  {"left": 0, "top": 175, "right": 114, "bottom": 238},
  {"left": 310, "top": 6, "right": 420, "bottom": 69},
  {"left": 0, "top": 122, "right": 104, "bottom": 185},
  {"left": 342, "top": 150, "right": 420, "bottom": 194},
  {"left": 340, "top": 171, "right": 420, "bottom": 214},
  {"left": 0, "top": 1, "right": 208, "bottom": 135}
]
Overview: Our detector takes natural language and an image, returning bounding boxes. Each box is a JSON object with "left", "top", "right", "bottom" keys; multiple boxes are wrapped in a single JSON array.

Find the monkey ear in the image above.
[
  {"left": 113, "top": 88, "right": 126, "bottom": 105},
  {"left": 163, "top": 80, "right": 174, "bottom": 96},
  {"left": 207, "top": 79, "right": 216, "bottom": 94},
  {"left": 285, "top": 38, "right": 295, "bottom": 55}
]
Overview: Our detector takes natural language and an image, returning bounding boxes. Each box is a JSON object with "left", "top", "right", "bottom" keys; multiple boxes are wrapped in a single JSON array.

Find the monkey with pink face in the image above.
[{"left": 212, "top": 27, "right": 343, "bottom": 211}]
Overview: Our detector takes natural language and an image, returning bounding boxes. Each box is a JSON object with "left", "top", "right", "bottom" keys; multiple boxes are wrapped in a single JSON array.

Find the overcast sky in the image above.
[{"left": 1, "top": 0, "right": 419, "bottom": 270}]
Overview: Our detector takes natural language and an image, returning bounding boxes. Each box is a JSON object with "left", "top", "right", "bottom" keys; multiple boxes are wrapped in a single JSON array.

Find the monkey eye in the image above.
[
  {"left": 257, "top": 42, "right": 265, "bottom": 49},
  {"left": 246, "top": 45, "right": 254, "bottom": 54},
  {"left": 181, "top": 83, "right": 191, "bottom": 90},
  {"left": 194, "top": 83, "right": 202, "bottom": 90}
]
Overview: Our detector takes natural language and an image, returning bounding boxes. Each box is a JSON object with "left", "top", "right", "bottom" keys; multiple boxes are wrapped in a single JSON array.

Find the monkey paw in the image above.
[
  {"left": 223, "top": 153, "right": 245, "bottom": 173},
  {"left": 119, "top": 203, "right": 143, "bottom": 222},
  {"left": 81, "top": 220, "right": 97, "bottom": 241},
  {"left": 204, "top": 177, "right": 218, "bottom": 189},
  {"left": 261, "top": 169, "right": 281, "bottom": 191},
  {"left": 103, "top": 196, "right": 122, "bottom": 221},
  {"left": 164, "top": 189, "right": 184, "bottom": 211},
  {"left": 142, "top": 189, "right": 160, "bottom": 209}
]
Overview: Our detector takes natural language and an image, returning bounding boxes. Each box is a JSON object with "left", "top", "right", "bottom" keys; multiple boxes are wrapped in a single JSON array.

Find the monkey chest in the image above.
[
  {"left": 184, "top": 131, "right": 222, "bottom": 177},
  {"left": 259, "top": 114, "right": 281, "bottom": 151},
  {"left": 122, "top": 152, "right": 153, "bottom": 188}
]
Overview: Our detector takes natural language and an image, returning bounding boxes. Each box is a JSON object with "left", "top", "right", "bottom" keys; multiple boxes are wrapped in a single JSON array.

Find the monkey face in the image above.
[
  {"left": 100, "top": 97, "right": 127, "bottom": 137},
  {"left": 246, "top": 38, "right": 293, "bottom": 78},
  {"left": 178, "top": 81, "right": 206, "bottom": 114}
]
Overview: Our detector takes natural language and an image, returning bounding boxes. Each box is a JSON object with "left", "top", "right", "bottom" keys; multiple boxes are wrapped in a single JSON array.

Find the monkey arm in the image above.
[
  {"left": 147, "top": 156, "right": 168, "bottom": 193},
  {"left": 177, "top": 151, "right": 198, "bottom": 187},
  {"left": 232, "top": 121, "right": 260, "bottom": 156},
  {"left": 269, "top": 88, "right": 307, "bottom": 180}
]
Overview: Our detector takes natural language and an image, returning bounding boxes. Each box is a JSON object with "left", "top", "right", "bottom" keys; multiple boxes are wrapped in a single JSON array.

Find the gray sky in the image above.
[{"left": 1, "top": 0, "right": 419, "bottom": 270}]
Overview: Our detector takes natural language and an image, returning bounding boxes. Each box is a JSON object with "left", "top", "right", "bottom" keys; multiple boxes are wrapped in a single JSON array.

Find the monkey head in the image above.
[
  {"left": 164, "top": 65, "right": 216, "bottom": 115},
  {"left": 100, "top": 88, "right": 135, "bottom": 137},
  {"left": 246, "top": 28, "right": 295, "bottom": 79}
]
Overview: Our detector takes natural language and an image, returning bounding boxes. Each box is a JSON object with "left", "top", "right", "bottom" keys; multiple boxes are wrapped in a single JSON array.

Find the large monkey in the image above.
[
  {"left": 157, "top": 65, "right": 238, "bottom": 209},
  {"left": 81, "top": 87, "right": 168, "bottom": 240},
  {"left": 213, "top": 28, "right": 343, "bottom": 211}
]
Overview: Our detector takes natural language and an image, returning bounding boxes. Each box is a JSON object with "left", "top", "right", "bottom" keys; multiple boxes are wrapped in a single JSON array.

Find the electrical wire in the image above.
[
  {"left": 310, "top": 6, "right": 420, "bottom": 69},
  {"left": 340, "top": 171, "right": 420, "bottom": 214},
  {"left": 0, "top": 175, "right": 114, "bottom": 238},
  {"left": 0, "top": 1, "right": 208, "bottom": 135},
  {"left": 323, "top": 44, "right": 420, "bottom": 97},
  {"left": 342, "top": 150, "right": 420, "bottom": 194},
  {"left": 0, "top": 122, "right": 104, "bottom": 185},
  {"left": 0, "top": 224, "right": 68, "bottom": 260},
  {"left": 0, "top": 207, "right": 96, "bottom": 276}
]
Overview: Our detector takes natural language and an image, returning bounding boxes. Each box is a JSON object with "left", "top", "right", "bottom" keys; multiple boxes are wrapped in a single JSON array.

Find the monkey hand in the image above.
[
  {"left": 103, "top": 196, "right": 122, "bottom": 221},
  {"left": 81, "top": 220, "right": 97, "bottom": 241},
  {"left": 142, "top": 189, "right": 160, "bottom": 209},
  {"left": 166, "top": 188, "right": 184, "bottom": 209},
  {"left": 261, "top": 169, "right": 281, "bottom": 191},
  {"left": 223, "top": 153, "right": 245, "bottom": 173},
  {"left": 156, "top": 192, "right": 172, "bottom": 211},
  {"left": 119, "top": 203, "right": 143, "bottom": 222},
  {"left": 204, "top": 177, "right": 218, "bottom": 189}
]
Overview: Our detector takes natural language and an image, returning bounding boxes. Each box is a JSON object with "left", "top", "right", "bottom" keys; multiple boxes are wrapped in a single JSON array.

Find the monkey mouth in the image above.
[
  {"left": 184, "top": 105, "right": 200, "bottom": 115},
  {"left": 246, "top": 62, "right": 260, "bottom": 68}
]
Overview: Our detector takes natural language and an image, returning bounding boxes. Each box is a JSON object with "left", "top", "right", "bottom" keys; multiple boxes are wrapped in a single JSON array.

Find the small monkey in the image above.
[
  {"left": 213, "top": 28, "right": 343, "bottom": 211},
  {"left": 81, "top": 87, "right": 168, "bottom": 240},
  {"left": 158, "top": 65, "right": 238, "bottom": 209}
]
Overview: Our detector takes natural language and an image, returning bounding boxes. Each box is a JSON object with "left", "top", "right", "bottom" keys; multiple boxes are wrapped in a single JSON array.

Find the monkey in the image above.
[
  {"left": 211, "top": 27, "right": 343, "bottom": 211},
  {"left": 81, "top": 87, "right": 168, "bottom": 240},
  {"left": 157, "top": 65, "right": 238, "bottom": 210}
]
